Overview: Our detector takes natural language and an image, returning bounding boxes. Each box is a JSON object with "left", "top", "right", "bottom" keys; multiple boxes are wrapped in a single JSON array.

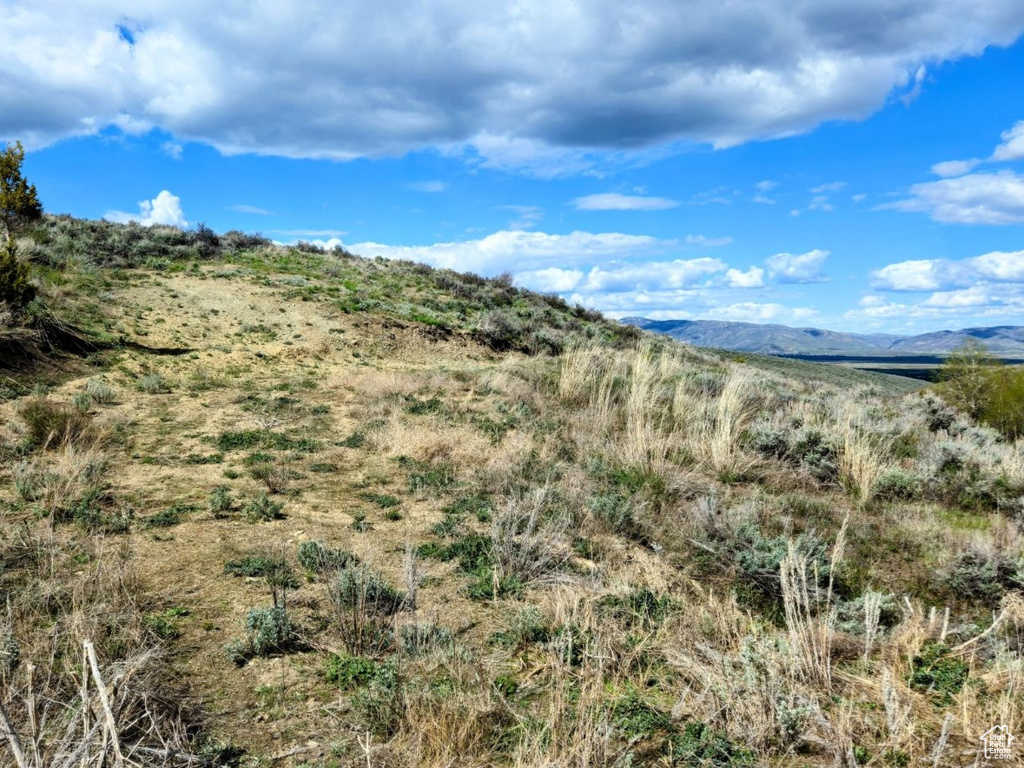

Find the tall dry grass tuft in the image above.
[
  {"left": 491, "top": 488, "right": 572, "bottom": 586},
  {"left": 836, "top": 402, "right": 891, "bottom": 503},
  {"left": 780, "top": 515, "right": 846, "bottom": 689},
  {"left": 621, "top": 343, "right": 670, "bottom": 468},
  {"left": 693, "top": 368, "right": 758, "bottom": 477},
  {"left": 557, "top": 342, "right": 607, "bottom": 406},
  {"left": 11, "top": 441, "right": 106, "bottom": 524}
]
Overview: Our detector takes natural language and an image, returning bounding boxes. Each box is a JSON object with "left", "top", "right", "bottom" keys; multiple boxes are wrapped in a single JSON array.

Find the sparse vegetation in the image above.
[{"left": 0, "top": 212, "right": 1021, "bottom": 767}]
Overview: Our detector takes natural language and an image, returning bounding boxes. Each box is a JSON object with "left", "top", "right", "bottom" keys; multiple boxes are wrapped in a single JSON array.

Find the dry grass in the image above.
[{"left": 1, "top": 264, "right": 1021, "bottom": 767}]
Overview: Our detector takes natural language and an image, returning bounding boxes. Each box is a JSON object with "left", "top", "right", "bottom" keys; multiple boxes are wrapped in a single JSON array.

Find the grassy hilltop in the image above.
[{"left": 1, "top": 216, "right": 1022, "bottom": 767}]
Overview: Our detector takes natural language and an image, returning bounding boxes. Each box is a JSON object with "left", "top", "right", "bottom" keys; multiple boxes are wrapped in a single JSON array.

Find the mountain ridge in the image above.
[{"left": 623, "top": 318, "right": 1024, "bottom": 356}]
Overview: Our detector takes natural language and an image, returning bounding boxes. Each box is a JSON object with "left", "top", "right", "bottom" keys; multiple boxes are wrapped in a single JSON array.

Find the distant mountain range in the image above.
[{"left": 623, "top": 318, "right": 1024, "bottom": 357}]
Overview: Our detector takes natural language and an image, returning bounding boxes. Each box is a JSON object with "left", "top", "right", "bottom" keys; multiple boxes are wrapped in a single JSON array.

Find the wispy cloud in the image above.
[
  {"left": 230, "top": 204, "right": 273, "bottom": 215},
  {"left": 271, "top": 228, "right": 348, "bottom": 237},
  {"left": 407, "top": 180, "right": 448, "bottom": 193},
  {"left": 572, "top": 193, "right": 678, "bottom": 211},
  {"left": 684, "top": 234, "right": 732, "bottom": 247},
  {"left": 498, "top": 205, "right": 544, "bottom": 230}
]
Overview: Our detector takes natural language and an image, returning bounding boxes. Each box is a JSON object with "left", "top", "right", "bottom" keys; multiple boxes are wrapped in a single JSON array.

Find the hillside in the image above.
[
  {"left": 627, "top": 317, "right": 1024, "bottom": 356},
  {"left": 0, "top": 216, "right": 1022, "bottom": 768}
]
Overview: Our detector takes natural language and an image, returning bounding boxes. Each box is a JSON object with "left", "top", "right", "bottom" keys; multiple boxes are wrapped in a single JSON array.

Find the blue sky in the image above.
[{"left": 4, "top": 1, "right": 1024, "bottom": 334}]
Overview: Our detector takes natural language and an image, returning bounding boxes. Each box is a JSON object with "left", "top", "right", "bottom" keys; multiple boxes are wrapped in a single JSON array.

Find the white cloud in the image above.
[
  {"left": 755, "top": 180, "right": 777, "bottom": 193},
  {"left": 810, "top": 181, "right": 846, "bottom": 194},
  {"left": 684, "top": 234, "right": 732, "bottom": 247},
  {"left": 807, "top": 195, "right": 834, "bottom": 212},
  {"left": 498, "top": 205, "right": 544, "bottom": 230},
  {"left": 515, "top": 267, "right": 585, "bottom": 292},
  {"left": 752, "top": 194, "right": 776, "bottom": 205},
  {"left": 573, "top": 193, "right": 678, "bottom": 211},
  {"left": 105, "top": 190, "right": 187, "bottom": 227},
  {"left": 931, "top": 159, "right": 980, "bottom": 177},
  {"left": 870, "top": 249, "right": 1024, "bottom": 291},
  {"left": 991, "top": 119, "right": 1024, "bottom": 161},
  {"left": 871, "top": 259, "right": 950, "bottom": 291},
  {"left": 4, "top": 2, "right": 1024, "bottom": 167},
  {"left": 725, "top": 266, "right": 765, "bottom": 288},
  {"left": 711, "top": 303, "right": 818, "bottom": 323},
  {"left": 845, "top": 283, "right": 1024, "bottom": 326},
  {"left": 161, "top": 141, "right": 183, "bottom": 160},
  {"left": 407, "top": 181, "right": 448, "bottom": 193},
  {"left": 349, "top": 229, "right": 668, "bottom": 275},
  {"left": 230, "top": 204, "right": 272, "bottom": 215},
  {"left": 576, "top": 259, "right": 725, "bottom": 293},
  {"left": 880, "top": 170, "right": 1024, "bottom": 224},
  {"left": 852, "top": 193, "right": 867, "bottom": 202},
  {"left": 765, "top": 249, "right": 830, "bottom": 283},
  {"left": 273, "top": 228, "right": 348, "bottom": 237}
]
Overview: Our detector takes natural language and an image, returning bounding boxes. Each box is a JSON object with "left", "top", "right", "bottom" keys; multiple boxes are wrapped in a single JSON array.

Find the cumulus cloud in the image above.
[
  {"left": 991, "top": 119, "right": 1024, "bottom": 161},
  {"left": 880, "top": 170, "right": 1024, "bottom": 224},
  {"left": 870, "top": 249, "right": 1024, "bottom": 291},
  {"left": 573, "top": 193, "right": 678, "bottom": 211},
  {"left": 3, "top": 2, "right": 1024, "bottom": 167},
  {"left": 105, "top": 190, "right": 187, "bottom": 227},
  {"left": 349, "top": 229, "right": 668, "bottom": 275},
  {"left": 725, "top": 267, "right": 765, "bottom": 288},
  {"left": 846, "top": 284, "right": 1024, "bottom": 326},
  {"left": 765, "top": 249, "right": 830, "bottom": 283}
]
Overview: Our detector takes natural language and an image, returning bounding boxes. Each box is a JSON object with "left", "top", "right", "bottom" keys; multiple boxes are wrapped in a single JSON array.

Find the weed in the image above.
[
  {"left": 142, "top": 502, "right": 197, "bottom": 529},
  {"left": 208, "top": 485, "right": 233, "bottom": 517},
  {"left": 909, "top": 643, "right": 969, "bottom": 703},
  {"left": 243, "top": 493, "right": 285, "bottom": 522},
  {"left": 325, "top": 653, "right": 382, "bottom": 689},
  {"left": 358, "top": 491, "right": 401, "bottom": 508},
  {"left": 297, "top": 540, "right": 358, "bottom": 573}
]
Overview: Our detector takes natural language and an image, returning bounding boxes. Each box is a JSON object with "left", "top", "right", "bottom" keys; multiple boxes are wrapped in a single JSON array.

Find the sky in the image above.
[{"left": 3, "top": 1, "right": 1024, "bottom": 335}]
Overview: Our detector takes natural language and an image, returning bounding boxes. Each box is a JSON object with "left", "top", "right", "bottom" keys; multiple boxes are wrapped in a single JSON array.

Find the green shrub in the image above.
[
  {"left": 243, "top": 493, "right": 285, "bottom": 522},
  {"left": 85, "top": 378, "right": 116, "bottom": 404},
  {"left": 358, "top": 491, "right": 400, "bottom": 508},
  {"left": 940, "top": 550, "right": 1022, "bottom": 607},
  {"left": 297, "top": 540, "right": 357, "bottom": 573},
  {"left": 668, "top": 722, "right": 754, "bottom": 766},
  {"left": 612, "top": 689, "right": 673, "bottom": 739},
  {"left": 475, "top": 309, "right": 528, "bottom": 352},
  {"left": 588, "top": 492, "right": 634, "bottom": 533},
  {"left": 489, "top": 606, "right": 551, "bottom": 650},
  {"left": 325, "top": 652, "right": 381, "bottom": 689},
  {"left": 142, "top": 502, "right": 197, "bottom": 529},
  {"left": 351, "top": 661, "right": 404, "bottom": 737},
  {"left": 330, "top": 566, "right": 405, "bottom": 616},
  {"left": 245, "top": 606, "right": 294, "bottom": 657},
  {"left": 137, "top": 373, "right": 171, "bottom": 394},
  {"left": 209, "top": 485, "right": 233, "bottom": 516},
  {"left": 909, "top": 642, "right": 968, "bottom": 703},
  {"left": 224, "top": 555, "right": 298, "bottom": 588},
  {"left": 872, "top": 469, "right": 921, "bottom": 501},
  {"left": 0, "top": 240, "right": 34, "bottom": 309}
]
